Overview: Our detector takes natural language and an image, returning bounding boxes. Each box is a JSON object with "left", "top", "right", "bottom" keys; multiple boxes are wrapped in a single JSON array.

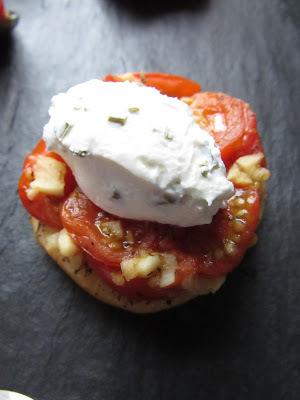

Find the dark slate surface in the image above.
[{"left": 0, "top": 1, "right": 299, "bottom": 399}]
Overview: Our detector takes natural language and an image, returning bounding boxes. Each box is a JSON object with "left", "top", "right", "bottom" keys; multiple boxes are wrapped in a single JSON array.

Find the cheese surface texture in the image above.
[{"left": 43, "top": 80, "right": 234, "bottom": 227}]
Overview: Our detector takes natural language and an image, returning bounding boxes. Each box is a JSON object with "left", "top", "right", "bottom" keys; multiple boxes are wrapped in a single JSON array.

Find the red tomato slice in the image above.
[
  {"left": 0, "top": 1, "right": 6, "bottom": 19},
  {"left": 104, "top": 72, "right": 201, "bottom": 97},
  {"left": 18, "top": 140, "right": 76, "bottom": 229},
  {"left": 61, "top": 187, "right": 260, "bottom": 296},
  {"left": 190, "top": 92, "right": 263, "bottom": 169}
]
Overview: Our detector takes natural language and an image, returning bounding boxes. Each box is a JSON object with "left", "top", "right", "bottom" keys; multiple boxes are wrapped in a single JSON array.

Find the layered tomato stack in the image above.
[{"left": 19, "top": 73, "right": 270, "bottom": 299}]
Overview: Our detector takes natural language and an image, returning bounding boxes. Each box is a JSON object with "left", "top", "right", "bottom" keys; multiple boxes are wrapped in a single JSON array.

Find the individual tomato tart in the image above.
[{"left": 18, "top": 72, "right": 270, "bottom": 313}]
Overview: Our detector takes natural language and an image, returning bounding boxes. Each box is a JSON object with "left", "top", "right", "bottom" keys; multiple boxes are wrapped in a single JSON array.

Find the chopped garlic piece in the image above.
[
  {"left": 44, "top": 231, "right": 60, "bottom": 253},
  {"left": 227, "top": 163, "right": 253, "bottom": 185},
  {"left": 58, "top": 228, "right": 79, "bottom": 257},
  {"left": 27, "top": 155, "right": 66, "bottom": 199},
  {"left": 159, "top": 254, "right": 177, "bottom": 287},
  {"left": 31, "top": 217, "right": 40, "bottom": 233},
  {"left": 98, "top": 221, "right": 123, "bottom": 238},
  {"left": 111, "top": 272, "right": 125, "bottom": 286},
  {"left": 138, "top": 254, "right": 161, "bottom": 276},
  {"left": 120, "top": 259, "right": 137, "bottom": 281},
  {"left": 121, "top": 253, "right": 161, "bottom": 281},
  {"left": 227, "top": 153, "right": 270, "bottom": 187},
  {"left": 236, "top": 153, "right": 264, "bottom": 175}
]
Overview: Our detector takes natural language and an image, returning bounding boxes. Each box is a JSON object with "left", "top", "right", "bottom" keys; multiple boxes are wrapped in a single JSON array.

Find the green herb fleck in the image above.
[
  {"left": 212, "top": 162, "right": 220, "bottom": 171},
  {"left": 201, "top": 170, "right": 209, "bottom": 178},
  {"left": 156, "top": 193, "right": 177, "bottom": 205},
  {"left": 111, "top": 189, "right": 121, "bottom": 200},
  {"left": 108, "top": 116, "right": 127, "bottom": 125},
  {"left": 74, "top": 105, "right": 88, "bottom": 112},
  {"left": 58, "top": 123, "right": 73, "bottom": 142},
  {"left": 128, "top": 107, "right": 140, "bottom": 113},
  {"left": 164, "top": 131, "right": 173, "bottom": 141},
  {"left": 72, "top": 150, "right": 89, "bottom": 157}
]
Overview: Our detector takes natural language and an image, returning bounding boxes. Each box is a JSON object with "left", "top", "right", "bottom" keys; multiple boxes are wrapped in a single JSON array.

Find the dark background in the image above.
[{"left": 0, "top": 1, "right": 299, "bottom": 399}]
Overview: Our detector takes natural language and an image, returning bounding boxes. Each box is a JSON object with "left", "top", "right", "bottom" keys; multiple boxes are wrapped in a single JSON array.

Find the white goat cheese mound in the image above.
[{"left": 43, "top": 80, "right": 234, "bottom": 227}]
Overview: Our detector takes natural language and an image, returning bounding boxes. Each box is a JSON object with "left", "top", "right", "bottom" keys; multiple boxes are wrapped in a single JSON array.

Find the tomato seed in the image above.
[{"left": 224, "top": 240, "right": 236, "bottom": 256}]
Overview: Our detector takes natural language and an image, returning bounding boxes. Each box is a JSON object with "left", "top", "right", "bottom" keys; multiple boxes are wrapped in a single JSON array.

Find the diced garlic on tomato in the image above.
[
  {"left": 121, "top": 253, "right": 161, "bottom": 281},
  {"left": 120, "top": 259, "right": 137, "bottom": 281},
  {"left": 159, "top": 254, "right": 177, "bottom": 287},
  {"left": 121, "top": 252, "right": 178, "bottom": 287},
  {"left": 236, "top": 153, "right": 264, "bottom": 175},
  {"left": 111, "top": 272, "right": 125, "bottom": 286},
  {"left": 58, "top": 228, "right": 79, "bottom": 257},
  {"left": 27, "top": 155, "right": 66, "bottom": 200},
  {"left": 227, "top": 152, "right": 270, "bottom": 187},
  {"left": 227, "top": 164, "right": 253, "bottom": 186},
  {"left": 136, "top": 254, "right": 161, "bottom": 276},
  {"left": 98, "top": 221, "right": 123, "bottom": 238}
]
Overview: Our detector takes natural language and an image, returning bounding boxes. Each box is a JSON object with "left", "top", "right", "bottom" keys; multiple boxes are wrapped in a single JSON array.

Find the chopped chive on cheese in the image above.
[
  {"left": 164, "top": 131, "right": 173, "bottom": 141},
  {"left": 58, "top": 122, "right": 73, "bottom": 142},
  {"left": 128, "top": 107, "right": 140, "bottom": 113},
  {"left": 108, "top": 116, "right": 127, "bottom": 125},
  {"left": 71, "top": 150, "right": 89, "bottom": 157},
  {"left": 111, "top": 189, "right": 121, "bottom": 200}
]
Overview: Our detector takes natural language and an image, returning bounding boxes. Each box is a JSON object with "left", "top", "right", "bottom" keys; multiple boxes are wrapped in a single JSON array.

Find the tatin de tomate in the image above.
[{"left": 19, "top": 72, "right": 265, "bottom": 298}]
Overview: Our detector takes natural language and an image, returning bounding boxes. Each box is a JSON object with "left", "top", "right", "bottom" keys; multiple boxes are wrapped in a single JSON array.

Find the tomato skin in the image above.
[
  {"left": 0, "top": 1, "right": 6, "bottom": 19},
  {"left": 103, "top": 74, "right": 122, "bottom": 83},
  {"left": 18, "top": 140, "right": 76, "bottom": 229},
  {"left": 104, "top": 72, "right": 201, "bottom": 98},
  {"left": 190, "top": 92, "right": 264, "bottom": 169}
]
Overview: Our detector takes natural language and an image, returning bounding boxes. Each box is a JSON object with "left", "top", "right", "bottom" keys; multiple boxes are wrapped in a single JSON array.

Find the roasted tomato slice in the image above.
[
  {"left": 190, "top": 92, "right": 263, "bottom": 169},
  {"left": 18, "top": 139, "right": 76, "bottom": 229},
  {"left": 0, "top": 1, "right": 5, "bottom": 19},
  {"left": 104, "top": 72, "right": 201, "bottom": 98},
  {"left": 62, "top": 187, "right": 260, "bottom": 291}
]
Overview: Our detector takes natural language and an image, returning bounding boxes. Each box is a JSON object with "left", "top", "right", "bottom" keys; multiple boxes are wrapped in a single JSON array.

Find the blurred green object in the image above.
[{"left": 0, "top": 0, "right": 19, "bottom": 32}]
